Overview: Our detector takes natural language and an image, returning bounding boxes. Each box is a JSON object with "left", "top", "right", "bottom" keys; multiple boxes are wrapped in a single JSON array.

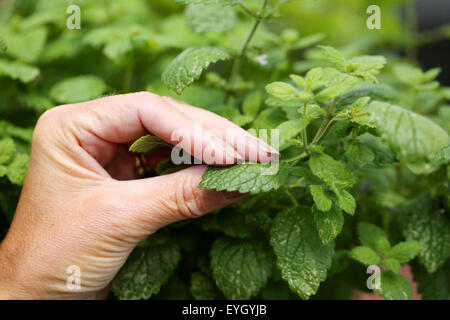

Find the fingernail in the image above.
[{"left": 259, "top": 142, "right": 280, "bottom": 156}]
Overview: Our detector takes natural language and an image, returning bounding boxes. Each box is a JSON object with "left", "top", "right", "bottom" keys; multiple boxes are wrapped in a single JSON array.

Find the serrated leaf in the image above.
[
  {"left": 388, "top": 241, "right": 422, "bottom": 264},
  {"left": 270, "top": 207, "right": 334, "bottom": 300},
  {"left": 162, "top": 47, "right": 231, "bottom": 94},
  {"left": 309, "top": 185, "right": 332, "bottom": 212},
  {"left": 266, "top": 82, "right": 299, "bottom": 101},
  {"left": 176, "top": 0, "right": 241, "bottom": 6},
  {"left": 347, "top": 55, "right": 386, "bottom": 80},
  {"left": 376, "top": 270, "right": 412, "bottom": 300},
  {"left": 317, "top": 46, "right": 347, "bottom": 72},
  {"left": 129, "top": 135, "right": 169, "bottom": 154},
  {"left": 0, "top": 139, "right": 15, "bottom": 165},
  {"left": 401, "top": 198, "right": 450, "bottom": 273},
  {"left": 0, "top": 58, "right": 39, "bottom": 83},
  {"left": 368, "top": 101, "right": 450, "bottom": 174},
  {"left": 190, "top": 272, "right": 223, "bottom": 300},
  {"left": 210, "top": 237, "right": 273, "bottom": 299},
  {"left": 357, "top": 222, "right": 391, "bottom": 255},
  {"left": 384, "top": 258, "right": 401, "bottom": 273},
  {"left": 290, "top": 74, "right": 306, "bottom": 88},
  {"left": 277, "top": 119, "right": 306, "bottom": 148},
  {"left": 309, "top": 153, "right": 357, "bottom": 190},
  {"left": 345, "top": 143, "right": 375, "bottom": 168},
  {"left": 349, "top": 246, "right": 380, "bottom": 265},
  {"left": 185, "top": 4, "right": 236, "bottom": 34},
  {"left": 332, "top": 188, "right": 356, "bottom": 215},
  {"left": 200, "top": 162, "right": 289, "bottom": 195},
  {"left": 312, "top": 205, "right": 344, "bottom": 245},
  {"left": 6, "top": 154, "right": 29, "bottom": 186},
  {"left": 336, "top": 85, "right": 397, "bottom": 109},
  {"left": 111, "top": 242, "right": 181, "bottom": 300},
  {"left": 305, "top": 67, "right": 323, "bottom": 91},
  {"left": 50, "top": 75, "right": 107, "bottom": 104}
]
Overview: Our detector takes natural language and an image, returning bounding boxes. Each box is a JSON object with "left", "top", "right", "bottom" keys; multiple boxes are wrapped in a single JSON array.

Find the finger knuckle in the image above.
[{"left": 174, "top": 175, "right": 207, "bottom": 219}]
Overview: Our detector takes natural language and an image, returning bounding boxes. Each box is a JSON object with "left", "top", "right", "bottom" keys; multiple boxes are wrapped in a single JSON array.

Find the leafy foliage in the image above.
[{"left": 1, "top": 0, "right": 449, "bottom": 300}]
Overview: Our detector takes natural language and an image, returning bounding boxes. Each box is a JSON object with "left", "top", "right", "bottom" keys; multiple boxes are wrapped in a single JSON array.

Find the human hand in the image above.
[{"left": 0, "top": 92, "right": 279, "bottom": 299}]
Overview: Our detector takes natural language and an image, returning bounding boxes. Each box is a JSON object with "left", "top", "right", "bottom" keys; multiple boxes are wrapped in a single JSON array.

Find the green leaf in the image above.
[
  {"left": 290, "top": 74, "right": 306, "bottom": 88},
  {"left": 305, "top": 67, "right": 323, "bottom": 91},
  {"left": 433, "top": 145, "right": 450, "bottom": 164},
  {"left": 201, "top": 210, "right": 254, "bottom": 238},
  {"left": 317, "top": 46, "right": 347, "bottom": 72},
  {"left": 242, "top": 90, "right": 261, "bottom": 117},
  {"left": 0, "top": 58, "right": 39, "bottom": 83},
  {"left": 336, "top": 85, "right": 397, "bottom": 109},
  {"left": 210, "top": 237, "right": 273, "bottom": 299},
  {"left": 368, "top": 101, "right": 450, "bottom": 174},
  {"left": 277, "top": 120, "right": 306, "bottom": 148},
  {"left": 357, "top": 222, "right": 391, "bottom": 255},
  {"left": 332, "top": 188, "right": 356, "bottom": 215},
  {"left": 270, "top": 207, "right": 334, "bottom": 300},
  {"left": 394, "top": 64, "right": 424, "bottom": 86},
  {"left": 0, "top": 165, "right": 7, "bottom": 178},
  {"left": 50, "top": 75, "right": 107, "bottom": 104},
  {"left": 185, "top": 4, "right": 236, "bottom": 34},
  {"left": 190, "top": 272, "right": 223, "bottom": 300},
  {"left": 312, "top": 205, "right": 344, "bottom": 245},
  {"left": 266, "top": 82, "right": 299, "bottom": 101},
  {"left": 376, "top": 270, "right": 412, "bottom": 300},
  {"left": 348, "top": 246, "right": 380, "bottom": 265},
  {"left": 344, "top": 143, "right": 375, "bottom": 168},
  {"left": 412, "top": 262, "right": 450, "bottom": 300},
  {"left": 0, "top": 139, "right": 15, "bottom": 165},
  {"left": 199, "top": 162, "right": 289, "bottom": 195},
  {"left": 309, "top": 153, "right": 357, "bottom": 190},
  {"left": 388, "top": 241, "right": 422, "bottom": 264},
  {"left": 309, "top": 185, "right": 332, "bottom": 212},
  {"left": 347, "top": 56, "right": 386, "bottom": 81},
  {"left": 162, "top": 47, "right": 231, "bottom": 94},
  {"left": 2, "top": 27, "right": 47, "bottom": 63},
  {"left": 111, "top": 242, "right": 181, "bottom": 300},
  {"left": 0, "top": 36, "right": 6, "bottom": 53},
  {"left": 292, "top": 33, "right": 325, "bottom": 50},
  {"left": 401, "top": 198, "right": 450, "bottom": 273},
  {"left": 384, "top": 258, "right": 401, "bottom": 273},
  {"left": 176, "top": 0, "right": 241, "bottom": 6},
  {"left": 6, "top": 154, "right": 29, "bottom": 186},
  {"left": 129, "top": 135, "right": 169, "bottom": 154}
]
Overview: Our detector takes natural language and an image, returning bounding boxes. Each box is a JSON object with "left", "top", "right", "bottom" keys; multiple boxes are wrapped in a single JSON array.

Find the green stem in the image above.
[
  {"left": 302, "top": 102, "right": 308, "bottom": 150},
  {"left": 311, "top": 97, "right": 339, "bottom": 144},
  {"left": 284, "top": 188, "right": 299, "bottom": 207},
  {"left": 122, "top": 64, "right": 134, "bottom": 93},
  {"left": 226, "top": 0, "right": 268, "bottom": 100}
]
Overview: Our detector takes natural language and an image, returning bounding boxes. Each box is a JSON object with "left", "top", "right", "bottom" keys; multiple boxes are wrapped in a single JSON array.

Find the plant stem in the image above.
[
  {"left": 227, "top": 0, "right": 268, "bottom": 98},
  {"left": 302, "top": 102, "right": 308, "bottom": 151},
  {"left": 311, "top": 97, "right": 339, "bottom": 144},
  {"left": 122, "top": 64, "right": 134, "bottom": 93},
  {"left": 284, "top": 188, "right": 299, "bottom": 207}
]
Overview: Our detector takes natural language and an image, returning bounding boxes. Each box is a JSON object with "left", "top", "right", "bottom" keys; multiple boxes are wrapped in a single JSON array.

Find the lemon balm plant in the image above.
[{"left": 0, "top": 0, "right": 449, "bottom": 300}]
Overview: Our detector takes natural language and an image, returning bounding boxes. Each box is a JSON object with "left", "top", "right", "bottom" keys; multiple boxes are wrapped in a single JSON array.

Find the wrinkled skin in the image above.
[{"left": 0, "top": 92, "right": 278, "bottom": 299}]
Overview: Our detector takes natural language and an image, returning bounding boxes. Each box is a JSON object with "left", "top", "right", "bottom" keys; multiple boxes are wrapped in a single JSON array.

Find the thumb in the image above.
[{"left": 104, "top": 165, "right": 246, "bottom": 240}]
